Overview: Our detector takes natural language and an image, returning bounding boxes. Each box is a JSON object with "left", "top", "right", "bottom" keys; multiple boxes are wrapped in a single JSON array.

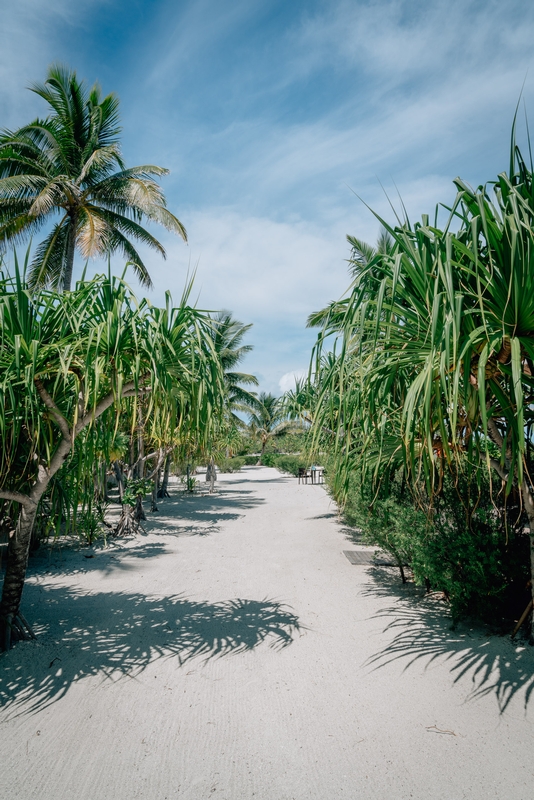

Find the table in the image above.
[{"left": 309, "top": 466, "right": 324, "bottom": 484}]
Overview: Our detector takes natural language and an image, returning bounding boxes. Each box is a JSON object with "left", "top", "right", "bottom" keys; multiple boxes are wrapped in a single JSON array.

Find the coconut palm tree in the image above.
[
  {"left": 0, "top": 64, "right": 186, "bottom": 291},
  {"left": 210, "top": 310, "right": 258, "bottom": 422},
  {"left": 248, "top": 392, "right": 292, "bottom": 465}
]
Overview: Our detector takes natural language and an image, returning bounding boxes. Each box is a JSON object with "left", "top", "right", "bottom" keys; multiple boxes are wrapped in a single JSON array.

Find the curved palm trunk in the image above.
[
  {"left": 1, "top": 379, "right": 143, "bottom": 649},
  {"left": 62, "top": 213, "right": 77, "bottom": 292},
  {"left": 1, "top": 506, "right": 39, "bottom": 648}
]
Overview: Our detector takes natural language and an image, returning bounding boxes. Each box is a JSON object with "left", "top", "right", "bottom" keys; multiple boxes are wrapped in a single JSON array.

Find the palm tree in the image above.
[
  {"left": 347, "top": 226, "right": 395, "bottom": 277},
  {"left": 0, "top": 64, "right": 186, "bottom": 291},
  {"left": 248, "top": 392, "right": 292, "bottom": 465},
  {"left": 210, "top": 310, "right": 258, "bottom": 422}
]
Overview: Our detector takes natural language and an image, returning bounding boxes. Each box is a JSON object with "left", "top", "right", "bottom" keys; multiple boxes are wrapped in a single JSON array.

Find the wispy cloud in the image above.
[
  {"left": 146, "top": 208, "right": 351, "bottom": 322},
  {"left": 2, "top": 0, "right": 534, "bottom": 393},
  {"left": 0, "top": 0, "right": 106, "bottom": 126},
  {"left": 279, "top": 370, "right": 307, "bottom": 394}
]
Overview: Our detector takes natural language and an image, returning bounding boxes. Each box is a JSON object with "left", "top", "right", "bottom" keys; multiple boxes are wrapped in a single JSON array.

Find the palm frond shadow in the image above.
[
  {"left": 340, "top": 526, "right": 365, "bottom": 544},
  {"left": 27, "top": 541, "right": 173, "bottom": 578},
  {"left": 362, "top": 569, "right": 534, "bottom": 713},
  {"left": 1, "top": 585, "right": 302, "bottom": 718},
  {"left": 148, "top": 489, "right": 265, "bottom": 527}
]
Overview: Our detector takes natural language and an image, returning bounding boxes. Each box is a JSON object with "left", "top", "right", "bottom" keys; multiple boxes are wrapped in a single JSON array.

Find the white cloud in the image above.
[
  {"left": 146, "top": 208, "right": 353, "bottom": 324},
  {"left": 278, "top": 369, "right": 307, "bottom": 394},
  {"left": 4, "top": 0, "right": 534, "bottom": 395},
  {"left": 294, "top": 0, "right": 533, "bottom": 86}
]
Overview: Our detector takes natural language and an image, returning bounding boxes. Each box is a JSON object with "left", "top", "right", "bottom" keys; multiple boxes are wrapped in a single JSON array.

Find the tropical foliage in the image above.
[
  {"left": 248, "top": 392, "right": 294, "bottom": 465},
  {"left": 306, "top": 134, "right": 534, "bottom": 635},
  {"left": 0, "top": 263, "right": 226, "bottom": 649}
]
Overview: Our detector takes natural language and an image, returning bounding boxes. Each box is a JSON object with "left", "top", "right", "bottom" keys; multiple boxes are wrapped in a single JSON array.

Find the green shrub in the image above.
[
  {"left": 122, "top": 478, "right": 153, "bottom": 507},
  {"left": 339, "top": 465, "right": 530, "bottom": 622},
  {"left": 274, "top": 455, "right": 307, "bottom": 477},
  {"left": 75, "top": 505, "right": 109, "bottom": 546},
  {"left": 180, "top": 474, "right": 197, "bottom": 493},
  {"left": 215, "top": 456, "right": 246, "bottom": 473}
]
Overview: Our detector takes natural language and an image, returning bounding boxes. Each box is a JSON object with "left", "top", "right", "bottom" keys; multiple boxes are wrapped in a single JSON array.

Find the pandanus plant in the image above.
[
  {"left": 310, "top": 137, "right": 534, "bottom": 637},
  {"left": 0, "top": 268, "right": 224, "bottom": 650}
]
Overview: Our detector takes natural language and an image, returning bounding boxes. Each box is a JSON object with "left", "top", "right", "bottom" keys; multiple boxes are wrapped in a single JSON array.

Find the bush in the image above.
[
  {"left": 215, "top": 456, "right": 246, "bottom": 473},
  {"left": 273, "top": 455, "right": 307, "bottom": 477},
  {"left": 339, "top": 464, "right": 530, "bottom": 623},
  {"left": 255, "top": 453, "right": 308, "bottom": 475}
]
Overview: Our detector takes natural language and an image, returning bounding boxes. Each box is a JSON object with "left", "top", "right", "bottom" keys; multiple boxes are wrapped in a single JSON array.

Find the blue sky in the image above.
[{"left": 2, "top": 0, "right": 534, "bottom": 392}]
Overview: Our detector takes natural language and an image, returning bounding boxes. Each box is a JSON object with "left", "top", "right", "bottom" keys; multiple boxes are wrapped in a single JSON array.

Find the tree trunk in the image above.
[
  {"left": 62, "top": 212, "right": 78, "bottom": 292},
  {"left": 137, "top": 406, "right": 145, "bottom": 479},
  {"left": 129, "top": 435, "right": 135, "bottom": 476},
  {"left": 113, "top": 461, "right": 125, "bottom": 501},
  {"left": 256, "top": 438, "right": 267, "bottom": 466},
  {"left": 208, "top": 457, "right": 216, "bottom": 494},
  {"left": 0, "top": 421, "right": 72, "bottom": 650},
  {"left": 102, "top": 461, "right": 109, "bottom": 501},
  {"left": 0, "top": 504, "right": 38, "bottom": 625},
  {"left": 0, "top": 467, "right": 69, "bottom": 649},
  {"left": 158, "top": 454, "right": 171, "bottom": 498},
  {"left": 487, "top": 420, "right": 533, "bottom": 640},
  {"left": 151, "top": 468, "right": 159, "bottom": 511},
  {"left": 134, "top": 494, "right": 146, "bottom": 522},
  {"left": 114, "top": 503, "right": 136, "bottom": 537},
  {"left": 0, "top": 379, "right": 145, "bottom": 649},
  {"left": 94, "top": 459, "right": 109, "bottom": 502},
  {"left": 520, "top": 479, "right": 534, "bottom": 641}
]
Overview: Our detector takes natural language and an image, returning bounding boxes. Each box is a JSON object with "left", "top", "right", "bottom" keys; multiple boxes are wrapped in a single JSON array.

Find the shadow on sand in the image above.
[
  {"left": 20, "top": 486, "right": 267, "bottom": 578},
  {"left": 362, "top": 568, "right": 534, "bottom": 713},
  {"left": 0, "top": 584, "right": 301, "bottom": 718},
  {"left": 146, "top": 486, "right": 266, "bottom": 527}
]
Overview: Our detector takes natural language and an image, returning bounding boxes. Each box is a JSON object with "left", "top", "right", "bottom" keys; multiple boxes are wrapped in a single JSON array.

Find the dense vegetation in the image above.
[
  {"left": 298, "top": 132, "right": 534, "bottom": 637},
  {"left": 0, "top": 68, "right": 265, "bottom": 651},
  {"left": 3, "top": 63, "right": 533, "bottom": 652}
]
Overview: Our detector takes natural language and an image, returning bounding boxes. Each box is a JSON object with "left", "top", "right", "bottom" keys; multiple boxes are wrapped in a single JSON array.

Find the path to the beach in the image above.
[{"left": 2, "top": 467, "right": 534, "bottom": 800}]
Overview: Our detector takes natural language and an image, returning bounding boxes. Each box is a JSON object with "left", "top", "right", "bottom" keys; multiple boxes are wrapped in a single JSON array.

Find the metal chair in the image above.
[{"left": 298, "top": 467, "right": 309, "bottom": 484}]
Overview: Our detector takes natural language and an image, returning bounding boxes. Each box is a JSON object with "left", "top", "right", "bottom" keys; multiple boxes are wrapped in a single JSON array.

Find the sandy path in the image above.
[{"left": 1, "top": 466, "right": 534, "bottom": 800}]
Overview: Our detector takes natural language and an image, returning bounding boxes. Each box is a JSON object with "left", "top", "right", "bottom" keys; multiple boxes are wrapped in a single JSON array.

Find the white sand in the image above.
[{"left": 1, "top": 466, "right": 534, "bottom": 800}]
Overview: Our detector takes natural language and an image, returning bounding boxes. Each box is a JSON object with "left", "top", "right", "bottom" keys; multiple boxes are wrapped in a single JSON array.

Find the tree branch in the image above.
[
  {"left": 489, "top": 458, "right": 509, "bottom": 483},
  {"left": 34, "top": 378, "right": 71, "bottom": 440},
  {"left": 487, "top": 417, "right": 504, "bottom": 450},
  {"left": 146, "top": 446, "right": 174, "bottom": 480},
  {"left": 75, "top": 380, "right": 151, "bottom": 435},
  {"left": 0, "top": 490, "right": 32, "bottom": 508},
  {"left": 130, "top": 444, "right": 173, "bottom": 478}
]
